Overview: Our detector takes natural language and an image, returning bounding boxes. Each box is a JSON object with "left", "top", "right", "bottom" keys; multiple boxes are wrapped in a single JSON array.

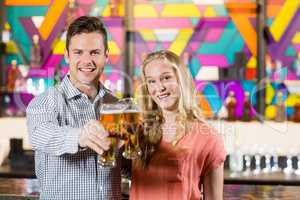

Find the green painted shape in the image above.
[
  {"left": 285, "top": 46, "right": 296, "bottom": 56},
  {"left": 224, "top": 32, "right": 244, "bottom": 64},
  {"left": 189, "top": 57, "right": 200, "bottom": 78},
  {"left": 198, "top": 23, "right": 236, "bottom": 55},
  {"left": 189, "top": 17, "right": 200, "bottom": 26}
]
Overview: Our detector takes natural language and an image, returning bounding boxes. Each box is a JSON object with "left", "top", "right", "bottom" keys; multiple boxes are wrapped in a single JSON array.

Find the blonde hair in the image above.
[{"left": 138, "top": 50, "right": 204, "bottom": 168}]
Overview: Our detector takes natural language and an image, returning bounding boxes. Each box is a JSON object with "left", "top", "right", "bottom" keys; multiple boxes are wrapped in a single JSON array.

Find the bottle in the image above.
[
  {"left": 293, "top": 99, "right": 300, "bottom": 123},
  {"left": 229, "top": 132, "right": 243, "bottom": 173},
  {"left": 242, "top": 91, "right": 252, "bottom": 121},
  {"left": 66, "top": 0, "right": 77, "bottom": 28},
  {"left": 275, "top": 91, "right": 286, "bottom": 122},
  {"left": 7, "top": 60, "right": 19, "bottom": 92},
  {"left": 226, "top": 91, "right": 237, "bottom": 121},
  {"left": 30, "top": 34, "right": 42, "bottom": 68}
]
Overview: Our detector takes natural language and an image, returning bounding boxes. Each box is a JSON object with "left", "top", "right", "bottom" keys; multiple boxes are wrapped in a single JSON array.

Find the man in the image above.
[{"left": 26, "top": 16, "right": 121, "bottom": 200}]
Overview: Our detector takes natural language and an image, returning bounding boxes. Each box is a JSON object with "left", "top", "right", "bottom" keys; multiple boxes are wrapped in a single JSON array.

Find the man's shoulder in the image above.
[
  {"left": 27, "top": 86, "right": 63, "bottom": 109},
  {"left": 101, "top": 86, "right": 119, "bottom": 103}
]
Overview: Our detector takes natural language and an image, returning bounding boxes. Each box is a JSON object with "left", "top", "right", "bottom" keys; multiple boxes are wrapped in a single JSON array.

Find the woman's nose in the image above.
[{"left": 157, "top": 82, "right": 166, "bottom": 92}]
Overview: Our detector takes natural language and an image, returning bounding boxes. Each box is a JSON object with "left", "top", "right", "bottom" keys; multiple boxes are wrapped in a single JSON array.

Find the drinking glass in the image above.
[
  {"left": 119, "top": 98, "right": 142, "bottom": 160},
  {"left": 98, "top": 103, "right": 125, "bottom": 167}
]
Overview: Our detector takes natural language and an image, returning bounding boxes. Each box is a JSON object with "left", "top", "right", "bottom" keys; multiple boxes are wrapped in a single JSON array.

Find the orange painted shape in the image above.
[
  {"left": 39, "top": 0, "right": 68, "bottom": 40},
  {"left": 267, "top": 5, "right": 282, "bottom": 17},
  {"left": 198, "top": 94, "right": 214, "bottom": 118},
  {"left": 5, "top": 0, "right": 51, "bottom": 6}
]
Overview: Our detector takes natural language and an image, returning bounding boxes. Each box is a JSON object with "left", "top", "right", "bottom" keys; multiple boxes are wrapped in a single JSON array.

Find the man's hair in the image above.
[{"left": 66, "top": 16, "right": 108, "bottom": 52}]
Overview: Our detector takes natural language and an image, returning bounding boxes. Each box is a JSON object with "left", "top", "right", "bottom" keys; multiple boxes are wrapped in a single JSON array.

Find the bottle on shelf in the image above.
[
  {"left": 242, "top": 91, "right": 252, "bottom": 121},
  {"left": 7, "top": 60, "right": 20, "bottom": 92},
  {"left": 225, "top": 91, "right": 237, "bottom": 121},
  {"left": 275, "top": 91, "right": 286, "bottom": 122},
  {"left": 66, "top": 0, "right": 77, "bottom": 29},
  {"left": 293, "top": 98, "right": 300, "bottom": 123},
  {"left": 109, "top": 0, "right": 120, "bottom": 17},
  {"left": 30, "top": 34, "right": 42, "bottom": 68},
  {"left": 229, "top": 131, "right": 243, "bottom": 173}
]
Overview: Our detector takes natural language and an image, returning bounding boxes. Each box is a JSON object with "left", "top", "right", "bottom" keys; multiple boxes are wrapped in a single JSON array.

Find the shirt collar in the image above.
[{"left": 61, "top": 76, "right": 106, "bottom": 100}]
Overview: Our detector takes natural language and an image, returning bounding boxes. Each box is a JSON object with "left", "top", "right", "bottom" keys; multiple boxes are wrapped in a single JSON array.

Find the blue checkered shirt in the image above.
[{"left": 26, "top": 76, "right": 121, "bottom": 200}]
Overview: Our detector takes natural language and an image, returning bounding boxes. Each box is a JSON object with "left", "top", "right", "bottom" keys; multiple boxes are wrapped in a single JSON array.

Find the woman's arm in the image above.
[{"left": 203, "top": 164, "right": 224, "bottom": 200}]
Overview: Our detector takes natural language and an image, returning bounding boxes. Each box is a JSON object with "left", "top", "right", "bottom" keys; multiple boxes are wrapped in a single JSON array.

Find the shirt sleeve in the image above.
[
  {"left": 26, "top": 88, "right": 81, "bottom": 156},
  {"left": 199, "top": 127, "right": 226, "bottom": 176}
]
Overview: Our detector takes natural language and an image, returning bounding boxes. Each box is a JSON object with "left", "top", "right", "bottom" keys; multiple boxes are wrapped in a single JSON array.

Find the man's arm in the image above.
[{"left": 26, "top": 89, "right": 81, "bottom": 156}]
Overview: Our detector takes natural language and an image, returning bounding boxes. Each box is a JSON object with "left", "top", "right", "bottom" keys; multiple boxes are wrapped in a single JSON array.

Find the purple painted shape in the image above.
[
  {"left": 287, "top": 68, "right": 297, "bottom": 80},
  {"left": 269, "top": 9, "right": 300, "bottom": 61},
  {"left": 195, "top": 17, "right": 229, "bottom": 31},
  {"left": 102, "top": 17, "right": 123, "bottom": 27},
  {"left": 204, "top": 28, "right": 223, "bottom": 42},
  {"left": 107, "top": 27, "right": 123, "bottom": 50},
  {"left": 197, "top": 55, "right": 228, "bottom": 67}
]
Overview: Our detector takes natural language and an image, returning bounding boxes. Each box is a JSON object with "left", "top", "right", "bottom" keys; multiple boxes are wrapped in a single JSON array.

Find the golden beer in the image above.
[
  {"left": 99, "top": 110, "right": 122, "bottom": 167},
  {"left": 121, "top": 110, "right": 142, "bottom": 159}
]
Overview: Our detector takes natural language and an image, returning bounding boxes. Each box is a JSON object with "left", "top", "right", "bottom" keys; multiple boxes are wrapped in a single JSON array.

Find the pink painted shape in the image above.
[
  {"left": 77, "top": 0, "right": 96, "bottom": 5},
  {"left": 27, "top": 67, "right": 55, "bottom": 78},
  {"left": 294, "top": 44, "right": 300, "bottom": 52},
  {"left": 161, "top": 42, "right": 171, "bottom": 49},
  {"left": 204, "top": 28, "right": 223, "bottom": 42},
  {"left": 109, "top": 71, "right": 120, "bottom": 82},
  {"left": 287, "top": 68, "right": 297, "bottom": 80},
  {"left": 147, "top": 42, "right": 157, "bottom": 51},
  {"left": 43, "top": 55, "right": 64, "bottom": 68},
  {"left": 135, "top": 18, "right": 191, "bottom": 29},
  {"left": 108, "top": 27, "right": 123, "bottom": 50},
  {"left": 190, "top": 42, "right": 199, "bottom": 51},
  {"left": 197, "top": 55, "right": 228, "bottom": 67}
]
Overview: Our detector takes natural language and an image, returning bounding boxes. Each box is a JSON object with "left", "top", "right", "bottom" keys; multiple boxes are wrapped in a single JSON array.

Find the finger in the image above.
[
  {"left": 88, "top": 133, "right": 111, "bottom": 150},
  {"left": 85, "top": 140, "right": 104, "bottom": 155}
]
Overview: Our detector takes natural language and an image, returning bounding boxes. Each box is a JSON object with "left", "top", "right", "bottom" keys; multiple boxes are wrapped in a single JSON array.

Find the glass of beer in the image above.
[
  {"left": 119, "top": 98, "right": 142, "bottom": 160},
  {"left": 98, "top": 103, "right": 125, "bottom": 167}
]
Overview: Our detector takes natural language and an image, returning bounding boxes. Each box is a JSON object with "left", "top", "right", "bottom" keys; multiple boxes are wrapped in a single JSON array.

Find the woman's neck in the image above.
[{"left": 162, "top": 110, "right": 178, "bottom": 124}]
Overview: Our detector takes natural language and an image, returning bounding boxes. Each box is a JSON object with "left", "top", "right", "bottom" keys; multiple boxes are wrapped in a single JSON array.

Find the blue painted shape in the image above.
[
  {"left": 189, "top": 57, "right": 200, "bottom": 78},
  {"left": 202, "top": 83, "right": 222, "bottom": 114}
]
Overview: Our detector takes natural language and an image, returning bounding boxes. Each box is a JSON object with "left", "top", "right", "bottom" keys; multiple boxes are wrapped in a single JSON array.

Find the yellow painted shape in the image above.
[
  {"left": 108, "top": 41, "right": 120, "bottom": 55},
  {"left": 168, "top": 29, "right": 193, "bottom": 56},
  {"left": 39, "top": 0, "right": 68, "bottom": 40},
  {"left": 265, "top": 81, "right": 275, "bottom": 104},
  {"left": 139, "top": 30, "right": 156, "bottom": 41},
  {"left": 270, "top": 0, "right": 300, "bottom": 42},
  {"left": 286, "top": 94, "right": 298, "bottom": 107},
  {"left": 204, "top": 6, "right": 217, "bottom": 17},
  {"left": 102, "top": 5, "right": 111, "bottom": 17},
  {"left": 265, "top": 105, "right": 276, "bottom": 120},
  {"left": 6, "top": 41, "right": 18, "bottom": 54},
  {"left": 5, "top": 0, "right": 50, "bottom": 5},
  {"left": 292, "top": 32, "right": 300, "bottom": 44},
  {"left": 53, "top": 40, "right": 66, "bottom": 54},
  {"left": 161, "top": 4, "right": 201, "bottom": 17},
  {"left": 247, "top": 56, "right": 256, "bottom": 68},
  {"left": 134, "top": 4, "right": 158, "bottom": 17}
]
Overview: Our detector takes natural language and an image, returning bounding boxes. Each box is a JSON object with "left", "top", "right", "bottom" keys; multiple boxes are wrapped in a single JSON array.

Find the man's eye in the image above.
[
  {"left": 91, "top": 51, "right": 100, "bottom": 55},
  {"left": 74, "top": 51, "right": 81, "bottom": 55}
]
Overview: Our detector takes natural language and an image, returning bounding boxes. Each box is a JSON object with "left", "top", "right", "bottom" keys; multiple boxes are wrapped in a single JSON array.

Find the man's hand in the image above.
[{"left": 79, "top": 120, "right": 110, "bottom": 155}]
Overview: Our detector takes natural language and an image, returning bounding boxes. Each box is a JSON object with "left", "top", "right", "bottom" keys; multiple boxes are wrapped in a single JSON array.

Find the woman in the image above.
[{"left": 130, "top": 50, "right": 226, "bottom": 200}]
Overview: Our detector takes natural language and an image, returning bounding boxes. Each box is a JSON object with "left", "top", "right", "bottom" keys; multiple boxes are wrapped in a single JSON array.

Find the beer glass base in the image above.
[
  {"left": 98, "top": 158, "right": 116, "bottom": 168},
  {"left": 122, "top": 150, "right": 142, "bottom": 160}
]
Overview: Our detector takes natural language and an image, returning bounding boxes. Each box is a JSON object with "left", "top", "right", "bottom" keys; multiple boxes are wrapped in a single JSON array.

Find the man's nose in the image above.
[{"left": 81, "top": 53, "right": 93, "bottom": 64}]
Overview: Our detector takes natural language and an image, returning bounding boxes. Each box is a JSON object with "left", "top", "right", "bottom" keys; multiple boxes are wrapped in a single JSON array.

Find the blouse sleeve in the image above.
[{"left": 199, "top": 127, "right": 226, "bottom": 176}]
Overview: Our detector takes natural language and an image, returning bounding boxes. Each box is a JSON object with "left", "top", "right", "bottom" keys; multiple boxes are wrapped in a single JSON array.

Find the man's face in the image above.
[{"left": 65, "top": 32, "right": 107, "bottom": 87}]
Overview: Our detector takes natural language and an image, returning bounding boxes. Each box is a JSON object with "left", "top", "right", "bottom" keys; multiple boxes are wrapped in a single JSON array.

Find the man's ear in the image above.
[
  {"left": 105, "top": 50, "right": 109, "bottom": 62},
  {"left": 64, "top": 49, "right": 69, "bottom": 64}
]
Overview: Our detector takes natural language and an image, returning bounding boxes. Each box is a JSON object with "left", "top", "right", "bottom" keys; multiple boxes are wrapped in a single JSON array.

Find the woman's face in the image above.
[{"left": 144, "top": 59, "right": 180, "bottom": 112}]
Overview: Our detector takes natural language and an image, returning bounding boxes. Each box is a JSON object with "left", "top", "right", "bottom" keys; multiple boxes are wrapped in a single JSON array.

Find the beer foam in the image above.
[{"left": 100, "top": 110, "right": 124, "bottom": 114}]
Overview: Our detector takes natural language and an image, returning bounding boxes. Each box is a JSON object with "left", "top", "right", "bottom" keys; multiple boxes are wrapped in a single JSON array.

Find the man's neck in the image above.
[{"left": 70, "top": 76, "right": 99, "bottom": 101}]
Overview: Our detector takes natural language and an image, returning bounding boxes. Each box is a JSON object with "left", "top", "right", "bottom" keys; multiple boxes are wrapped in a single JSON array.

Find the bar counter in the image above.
[{"left": 1, "top": 165, "right": 300, "bottom": 199}]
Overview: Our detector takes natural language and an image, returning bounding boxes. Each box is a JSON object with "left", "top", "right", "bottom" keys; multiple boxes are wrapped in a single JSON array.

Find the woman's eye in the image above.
[{"left": 147, "top": 80, "right": 155, "bottom": 84}]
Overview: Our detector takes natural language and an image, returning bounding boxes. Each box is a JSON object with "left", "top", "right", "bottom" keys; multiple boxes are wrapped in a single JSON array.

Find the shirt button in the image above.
[{"left": 100, "top": 186, "right": 103, "bottom": 191}]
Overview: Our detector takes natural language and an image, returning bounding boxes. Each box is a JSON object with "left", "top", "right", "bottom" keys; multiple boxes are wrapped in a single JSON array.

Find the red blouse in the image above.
[{"left": 130, "top": 121, "right": 226, "bottom": 200}]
